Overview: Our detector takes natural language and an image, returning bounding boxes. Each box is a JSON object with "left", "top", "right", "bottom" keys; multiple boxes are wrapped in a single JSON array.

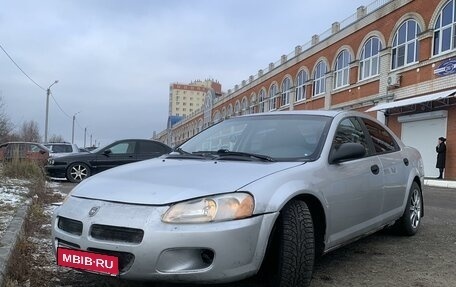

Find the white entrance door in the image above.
[{"left": 401, "top": 117, "right": 447, "bottom": 178}]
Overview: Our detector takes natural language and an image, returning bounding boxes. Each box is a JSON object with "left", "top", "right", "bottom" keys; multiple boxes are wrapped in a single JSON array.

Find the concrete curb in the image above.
[
  {"left": 424, "top": 179, "right": 456, "bottom": 189},
  {"left": 0, "top": 200, "right": 32, "bottom": 287}
]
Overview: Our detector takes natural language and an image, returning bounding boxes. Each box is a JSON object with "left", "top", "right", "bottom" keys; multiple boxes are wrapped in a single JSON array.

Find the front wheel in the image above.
[
  {"left": 260, "top": 200, "right": 315, "bottom": 287},
  {"left": 66, "top": 163, "right": 91, "bottom": 183},
  {"left": 395, "top": 182, "right": 423, "bottom": 236}
]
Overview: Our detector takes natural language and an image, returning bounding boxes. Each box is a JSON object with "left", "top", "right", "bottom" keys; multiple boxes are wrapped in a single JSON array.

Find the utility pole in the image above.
[
  {"left": 44, "top": 80, "right": 58, "bottom": 143},
  {"left": 71, "top": 112, "right": 80, "bottom": 144},
  {"left": 84, "top": 127, "right": 87, "bottom": 147},
  {"left": 72, "top": 114, "right": 76, "bottom": 144},
  {"left": 90, "top": 134, "right": 92, "bottom": 146}
]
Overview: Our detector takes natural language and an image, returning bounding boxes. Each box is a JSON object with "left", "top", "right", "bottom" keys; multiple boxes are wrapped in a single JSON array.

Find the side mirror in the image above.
[
  {"left": 103, "top": 149, "right": 112, "bottom": 156},
  {"left": 329, "top": 143, "right": 365, "bottom": 164},
  {"left": 39, "top": 150, "right": 46, "bottom": 155}
]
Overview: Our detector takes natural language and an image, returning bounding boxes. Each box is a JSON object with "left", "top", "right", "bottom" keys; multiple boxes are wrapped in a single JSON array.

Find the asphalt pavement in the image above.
[
  {"left": 2, "top": 180, "right": 455, "bottom": 287},
  {"left": 39, "top": 182, "right": 456, "bottom": 287}
]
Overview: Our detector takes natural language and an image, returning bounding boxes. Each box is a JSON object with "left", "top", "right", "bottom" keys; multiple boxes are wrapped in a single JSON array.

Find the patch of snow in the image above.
[{"left": 0, "top": 178, "right": 30, "bottom": 237}]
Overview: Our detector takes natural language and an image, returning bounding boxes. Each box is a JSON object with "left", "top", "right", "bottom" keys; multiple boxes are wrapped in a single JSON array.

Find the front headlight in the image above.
[{"left": 162, "top": 192, "right": 254, "bottom": 223}]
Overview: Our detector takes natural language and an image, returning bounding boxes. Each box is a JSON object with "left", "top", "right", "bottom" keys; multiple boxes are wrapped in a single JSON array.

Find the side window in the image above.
[
  {"left": 30, "top": 144, "right": 41, "bottom": 152},
  {"left": 139, "top": 142, "right": 169, "bottom": 154},
  {"left": 109, "top": 142, "right": 136, "bottom": 154},
  {"left": 332, "top": 117, "right": 370, "bottom": 155},
  {"left": 361, "top": 119, "right": 399, "bottom": 153}
]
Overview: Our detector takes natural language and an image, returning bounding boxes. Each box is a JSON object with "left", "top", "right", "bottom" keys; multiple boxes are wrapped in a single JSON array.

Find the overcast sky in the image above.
[{"left": 0, "top": 0, "right": 367, "bottom": 147}]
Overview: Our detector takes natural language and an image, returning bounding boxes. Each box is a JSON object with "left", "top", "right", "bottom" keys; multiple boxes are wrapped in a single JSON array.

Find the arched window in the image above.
[
  {"left": 391, "top": 19, "right": 421, "bottom": 69},
  {"left": 360, "top": 37, "right": 382, "bottom": 80},
  {"left": 269, "top": 84, "right": 278, "bottom": 111},
  {"left": 241, "top": 97, "right": 249, "bottom": 115},
  {"left": 295, "top": 70, "right": 307, "bottom": 102},
  {"left": 334, "top": 50, "right": 351, "bottom": 89},
  {"left": 213, "top": 111, "right": 222, "bottom": 123},
  {"left": 313, "top": 61, "right": 327, "bottom": 96},
  {"left": 198, "top": 119, "right": 203, "bottom": 132},
  {"left": 433, "top": 0, "right": 456, "bottom": 55},
  {"left": 258, "top": 89, "right": 266, "bottom": 112},
  {"left": 234, "top": 101, "right": 241, "bottom": 115},
  {"left": 227, "top": 104, "right": 233, "bottom": 117},
  {"left": 281, "top": 77, "right": 292, "bottom": 107},
  {"left": 250, "top": 94, "right": 256, "bottom": 114}
]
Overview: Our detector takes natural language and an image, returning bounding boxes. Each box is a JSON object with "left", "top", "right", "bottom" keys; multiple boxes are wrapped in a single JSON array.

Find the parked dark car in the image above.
[
  {"left": 44, "top": 142, "right": 80, "bottom": 157},
  {"left": 45, "top": 139, "right": 171, "bottom": 182},
  {"left": 0, "top": 142, "right": 50, "bottom": 164}
]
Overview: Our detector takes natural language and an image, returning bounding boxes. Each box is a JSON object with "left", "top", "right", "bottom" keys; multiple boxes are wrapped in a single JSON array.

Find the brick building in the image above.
[{"left": 156, "top": 0, "right": 456, "bottom": 179}]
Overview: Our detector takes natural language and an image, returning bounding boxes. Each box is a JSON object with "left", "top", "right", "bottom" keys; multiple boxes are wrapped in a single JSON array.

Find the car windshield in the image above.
[{"left": 178, "top": 114, "right": 332, "bottom": 161}]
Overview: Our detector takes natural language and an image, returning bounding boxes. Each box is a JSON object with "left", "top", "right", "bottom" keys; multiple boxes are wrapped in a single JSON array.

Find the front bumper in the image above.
[
  {"left": 52, "top": 196, "right": 278, "bottom": 283},
  {"left": 45, "top": 164, "right": 67, "bottom": 178}
]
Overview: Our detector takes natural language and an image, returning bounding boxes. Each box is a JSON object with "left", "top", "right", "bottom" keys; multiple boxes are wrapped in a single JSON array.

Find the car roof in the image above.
[
  {"left": 44, "top": 142, "right": 75, "bottom": 145},
  {"left": 236, "top": 110, "right": 345, "bottom": 118},
  {"left": 1, "top": 141, "right": 47, "bottom": 145}
]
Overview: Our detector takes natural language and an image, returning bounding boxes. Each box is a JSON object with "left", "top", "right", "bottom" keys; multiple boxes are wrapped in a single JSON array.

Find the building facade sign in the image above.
[{"left": 434, "top": 59, "right": 456, "bottom": 77}]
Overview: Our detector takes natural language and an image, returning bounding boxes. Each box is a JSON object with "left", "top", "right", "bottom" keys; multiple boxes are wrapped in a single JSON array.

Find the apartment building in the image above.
[
  {"left": 168, "top": 79, "right": 222, "bottom": 117},
  {"left": 156, "top": 0, "right": 456, "bottom": 179}
]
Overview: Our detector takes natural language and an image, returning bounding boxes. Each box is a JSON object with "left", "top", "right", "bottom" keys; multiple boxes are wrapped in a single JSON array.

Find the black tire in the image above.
[
  {"left": 66, "top": 162, "right": 91, "bottom": 183},
  {"left": 260, "top": 200, "right": 315, "bottom": 287},
  {"left": 394, "top": 182, "right": 422, "bottom": 236}
]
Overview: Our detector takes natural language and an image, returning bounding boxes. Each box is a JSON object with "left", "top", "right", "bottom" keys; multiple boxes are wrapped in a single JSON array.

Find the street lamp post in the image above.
[
  {"left": 71, "top": 111, "right": 80, "bottom": 144},
  {"left": 44, "top": 80, "right": 59, "bottom": 143},
  {"left": 84, "top": 127, "right": 87, "bottom": 148}
]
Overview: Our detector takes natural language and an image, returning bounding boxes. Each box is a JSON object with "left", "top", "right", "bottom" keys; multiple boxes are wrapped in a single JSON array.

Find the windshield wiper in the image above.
[
  {"left": 170, "top": 149, "right": 274, "bottom": 162},
  {"left": 172, "top": 147, "right": 191, "bottom": 155},
  {"left": 215, "top": 149, "right": 275, "bottom": 162},
  {"left": 166, "top": 147, "right": 209, "bottom": 159}
]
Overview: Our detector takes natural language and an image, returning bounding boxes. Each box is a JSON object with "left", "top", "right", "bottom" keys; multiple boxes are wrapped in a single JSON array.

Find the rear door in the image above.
[{"left": 361, "top": 118, "right": 407, "bottom": 218}]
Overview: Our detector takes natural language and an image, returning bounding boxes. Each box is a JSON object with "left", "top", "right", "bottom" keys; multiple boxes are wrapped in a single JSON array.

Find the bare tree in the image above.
[
  {"left": 48, "top": 134, "right": 65, "bottom": 143},
  {"left": 0, "top": 97, "right": 13, "bottom": 143},
  {"left": 19, "top": 120, "right": 42, "bottom": 142}
]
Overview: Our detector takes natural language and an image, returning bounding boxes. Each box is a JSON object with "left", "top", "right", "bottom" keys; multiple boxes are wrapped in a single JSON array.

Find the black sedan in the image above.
[{"left": 45, "top": 139, "right": 171, "bottom": 182}]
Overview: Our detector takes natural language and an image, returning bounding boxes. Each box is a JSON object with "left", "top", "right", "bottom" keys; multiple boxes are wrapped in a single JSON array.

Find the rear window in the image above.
[
  {"left": 138, "top": 141, "right": 170, "bottom": 154},
  {"left": 49, "top": 145, "right": 73, "bottom": 153}
]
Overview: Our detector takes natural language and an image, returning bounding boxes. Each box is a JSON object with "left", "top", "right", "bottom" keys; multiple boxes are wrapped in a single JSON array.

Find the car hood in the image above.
[
  {"left": 71, "top": 158, "right": 303, "bottom": 205},
  {"left": 53, "top": 152, "right": 96, "bottom": 161},
  {"left": 50, "top": 152, "right": 83, "bottom": 158}
]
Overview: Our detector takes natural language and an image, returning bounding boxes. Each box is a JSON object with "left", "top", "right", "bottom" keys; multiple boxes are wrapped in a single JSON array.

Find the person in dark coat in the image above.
[{"left": 436, "top": 137, "right": 447, "bottom": 179}]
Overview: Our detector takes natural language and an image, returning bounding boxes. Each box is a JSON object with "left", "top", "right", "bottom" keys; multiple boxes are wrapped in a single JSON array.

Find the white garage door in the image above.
[{"left": 401, "top": 117, "right": 447, "bottom": 178}]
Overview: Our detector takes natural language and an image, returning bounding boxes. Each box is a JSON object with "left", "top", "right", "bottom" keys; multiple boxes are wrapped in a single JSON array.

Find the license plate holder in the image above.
[{"left": 57, "top": 247, "right": 119, "bottom": 276}]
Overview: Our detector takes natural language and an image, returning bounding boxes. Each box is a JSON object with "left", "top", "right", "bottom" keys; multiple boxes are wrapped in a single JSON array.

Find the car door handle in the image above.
[
  {"left": 403, "top": 158, "right": 409, "bottom": 166},
  {"left": 371, "top": 164, "right": 380, "bottom": 175}
]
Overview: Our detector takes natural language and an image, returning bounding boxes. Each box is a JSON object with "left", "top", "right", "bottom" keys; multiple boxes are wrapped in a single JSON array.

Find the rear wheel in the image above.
[
  {"left": 260, "top": 200, "right": 315, "bottom": 287},
  {"left": 395, "top": 182, "right": 422, "bottom": 236},
  {"left": 66, "top": 163, "right": 91, "bottom": 183}
]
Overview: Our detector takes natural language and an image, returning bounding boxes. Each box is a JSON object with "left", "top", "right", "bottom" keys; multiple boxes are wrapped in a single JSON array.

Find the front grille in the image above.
[
  {"left": 57, "top": 238, "right": 80, "bottom": 249},
  {"left": 58, "top": 217, "right": 83, "bottom": 236},
  {"left": 87, "top": 248, "right": 135, "bottom": 273},
  {"left": 90, "top": 224, "right": 144, "bottom": 244}
]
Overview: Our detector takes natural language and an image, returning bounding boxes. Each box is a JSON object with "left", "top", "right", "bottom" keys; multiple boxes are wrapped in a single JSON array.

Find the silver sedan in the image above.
[{"left": 52, "top": 110, "right": 424, "bottom": 287}]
